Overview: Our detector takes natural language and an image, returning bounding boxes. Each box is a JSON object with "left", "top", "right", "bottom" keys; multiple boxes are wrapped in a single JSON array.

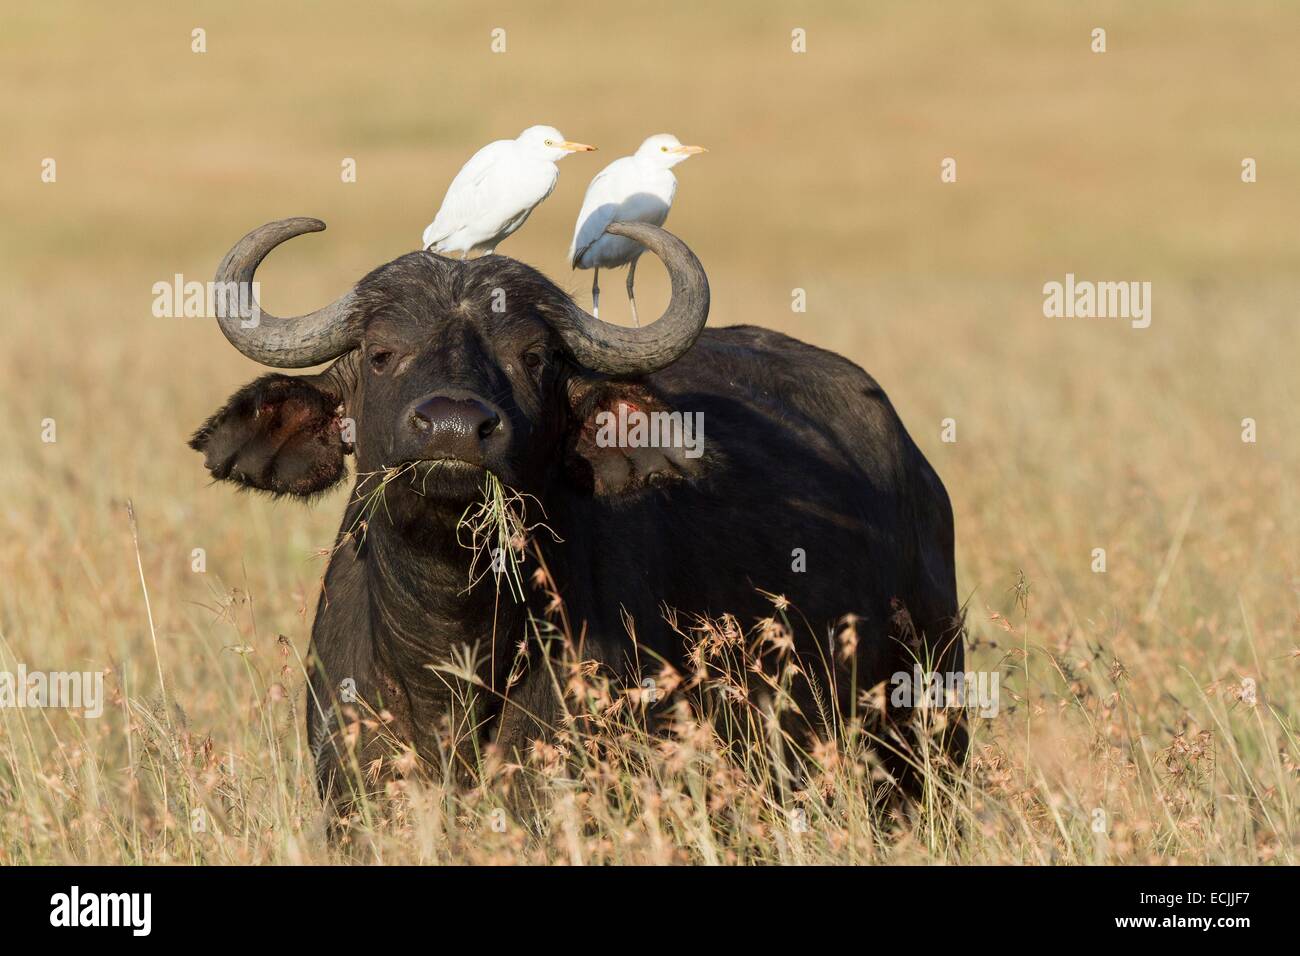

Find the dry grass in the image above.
[{"left": 0, "top": 0, "right": 1296, "bottom": 864}]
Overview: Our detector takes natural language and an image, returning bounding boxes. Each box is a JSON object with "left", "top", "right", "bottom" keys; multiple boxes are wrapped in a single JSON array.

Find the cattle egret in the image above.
[
  {"left": 568, "top": 133, "right": 706, "bottom": 323},
  {"left": 423, "top": 126, "right": 596, "bottom": 257}
]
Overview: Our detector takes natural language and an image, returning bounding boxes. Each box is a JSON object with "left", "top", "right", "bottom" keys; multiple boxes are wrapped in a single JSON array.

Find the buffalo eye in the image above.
[
  {"left": 522, "top": 343, "right": 553, "bottom": 374},
  {"left": 521, "top": 343, "right": 562, "bottom": 381},
  {"left": 368, "top": 348, "right": 394, "bottom": 373}
]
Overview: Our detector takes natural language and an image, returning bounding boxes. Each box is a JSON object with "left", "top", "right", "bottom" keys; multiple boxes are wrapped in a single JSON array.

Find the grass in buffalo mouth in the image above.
[
  {"left": 345, "top": 460, "right": 423, "bottom": 546},
  {"left": 456, "top": 471, "right": 557, "bottom": 602},
  {"left": 345, "top": 460, "right": 478, "bottom": 544},
  {"left": 345, "top": 462, "right": 555, "bottom": 602}
]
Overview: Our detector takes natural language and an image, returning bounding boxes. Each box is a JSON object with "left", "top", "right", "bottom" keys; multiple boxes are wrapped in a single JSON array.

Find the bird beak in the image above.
[
  {"left": 560, "top": 141, "right": 597, "bottom": 152},
  {"left": 670, "top": 144, "right": 708, "bottom": 155}
]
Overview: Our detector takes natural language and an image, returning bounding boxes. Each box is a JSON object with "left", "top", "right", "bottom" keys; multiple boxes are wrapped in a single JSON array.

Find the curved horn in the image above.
[
  {"left": 213, "top": 218, "right": 360, "bottom": 368},
  {"left": 550, "top": 222, "right": 709, "bottom": 376}
]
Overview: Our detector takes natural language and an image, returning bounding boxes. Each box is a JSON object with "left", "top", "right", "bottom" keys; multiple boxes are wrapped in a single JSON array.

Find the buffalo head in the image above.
[{"left": 190, "top": 218, "right": 710, "bottom": 521}]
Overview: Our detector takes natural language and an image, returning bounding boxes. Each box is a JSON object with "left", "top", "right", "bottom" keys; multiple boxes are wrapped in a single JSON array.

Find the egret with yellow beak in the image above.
[
  {"left": 569, "top": 134, "right": 707, "bottom": 323},
  {"left": 423, "top": 125, "right": 596, "bottom": 257}
]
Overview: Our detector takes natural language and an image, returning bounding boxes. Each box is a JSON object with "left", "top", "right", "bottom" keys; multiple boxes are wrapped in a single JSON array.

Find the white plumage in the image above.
[
  {"left": 569, "top": 133, "right": 706, "bottom": 323},
  {"left": 423, "top": 125, "right": 596, "bottom": 257}
]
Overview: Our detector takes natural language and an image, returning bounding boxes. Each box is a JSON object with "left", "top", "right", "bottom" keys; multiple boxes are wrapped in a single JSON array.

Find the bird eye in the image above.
[
  {"left": 661, "top": 145, "right": 669, "bottom": 152},
  {"left": 544, "top": 139, "right": 554, "bottom": 146},
  {"left": 368, "top": 349, "right": 393, "bottom": 372}
]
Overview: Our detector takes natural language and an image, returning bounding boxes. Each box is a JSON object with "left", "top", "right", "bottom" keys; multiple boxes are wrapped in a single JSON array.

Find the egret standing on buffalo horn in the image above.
[
  {"left": 422, "top": 125, "right": 596, "bottom": 257},
  {"left": 568, "top": 134, "right": 707, "bottom": 324}
]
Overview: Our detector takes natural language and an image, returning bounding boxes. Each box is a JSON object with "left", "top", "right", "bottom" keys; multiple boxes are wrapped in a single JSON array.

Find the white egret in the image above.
[
  {"left": 423, "top": 126, "right": 596, "bottom": 257},
  {"left": 568, "top": 133, "right": 706, "bottom": 323}
]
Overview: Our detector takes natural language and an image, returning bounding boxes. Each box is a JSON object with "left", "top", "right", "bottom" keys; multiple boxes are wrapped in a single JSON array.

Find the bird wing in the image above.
[
  {"left": 568, "top": 159, "right": 633, "bottom": 266},
  {"left": 569, "top": 162, "right": 675, "bottom": 267},
  {"left": 423, "top": 140, "right": 513, "bottom": 247},
  {"left": 616, "top": 180, "right": 675, "bottom": 227}
]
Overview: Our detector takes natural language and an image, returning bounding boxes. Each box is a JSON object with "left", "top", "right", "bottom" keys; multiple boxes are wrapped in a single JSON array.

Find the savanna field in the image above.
[{"left": 0, "top": 1, "right": 1296, "bottom": 864}]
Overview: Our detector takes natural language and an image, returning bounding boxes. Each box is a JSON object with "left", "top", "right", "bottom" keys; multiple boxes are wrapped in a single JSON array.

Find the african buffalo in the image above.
[{"left": 190, "top": 218, "right": 965, "bottom": 811}]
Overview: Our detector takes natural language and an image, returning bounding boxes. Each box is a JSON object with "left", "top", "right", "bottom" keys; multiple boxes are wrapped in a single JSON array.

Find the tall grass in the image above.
[{"left": 0, "top": 472, "right": 1293, "bottom": 865}]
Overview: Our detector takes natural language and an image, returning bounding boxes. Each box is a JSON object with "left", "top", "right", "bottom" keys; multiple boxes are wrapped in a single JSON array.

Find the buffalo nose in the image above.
[{"left": 407, "top": 395, "right": 503, "bottom": 464}]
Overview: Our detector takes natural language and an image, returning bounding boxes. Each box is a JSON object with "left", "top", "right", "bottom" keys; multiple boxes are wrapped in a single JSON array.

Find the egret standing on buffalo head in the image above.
[
  {"left": 422, "top": 125, "right": 597, "bottom": 257},
  {"left": 568, "top": 133, "right": 707, "bottom": 323}
]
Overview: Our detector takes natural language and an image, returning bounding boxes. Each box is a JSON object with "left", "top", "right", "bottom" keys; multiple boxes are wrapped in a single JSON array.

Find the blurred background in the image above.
[{"left": 1, "top": 1, "right": 1296, "bottom": 862}]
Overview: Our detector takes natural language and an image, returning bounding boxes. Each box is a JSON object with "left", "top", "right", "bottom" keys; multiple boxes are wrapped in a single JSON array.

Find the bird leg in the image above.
[
  {"left": 592, "top": 267, "right": 601, "bottom": 319},
  {"left": 626, "top": 257, "right": 639, "bottom": 327}
]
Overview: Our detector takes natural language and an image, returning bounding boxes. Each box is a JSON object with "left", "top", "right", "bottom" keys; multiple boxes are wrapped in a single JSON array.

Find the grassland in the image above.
[{"left": 0, "top": 0, "right": 1295, "bottom": 864}]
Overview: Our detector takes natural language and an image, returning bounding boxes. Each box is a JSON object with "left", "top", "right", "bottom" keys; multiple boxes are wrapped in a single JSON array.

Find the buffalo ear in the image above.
[
  {"left": 190, "top": 372, "right": 350, "bottom": 498},
  {"left": 563, "top": 377, "right": 708, "bottom": 497}
]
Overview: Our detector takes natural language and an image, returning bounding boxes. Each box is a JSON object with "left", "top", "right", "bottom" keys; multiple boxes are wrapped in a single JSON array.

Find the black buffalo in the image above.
[{"left": 191, "top": 218, "right": 965, "bottom": 810}]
